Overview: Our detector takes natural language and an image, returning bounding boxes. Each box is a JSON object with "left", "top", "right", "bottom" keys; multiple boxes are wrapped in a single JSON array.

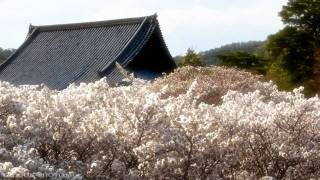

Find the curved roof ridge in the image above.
[{"left": 31, "top": 15, "right": 155, "bottom": 33}]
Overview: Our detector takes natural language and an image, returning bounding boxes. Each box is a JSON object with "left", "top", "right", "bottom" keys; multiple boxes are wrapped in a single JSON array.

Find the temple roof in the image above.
[{"left": 0, "top": 15, "right": 175, "bottom": 89}]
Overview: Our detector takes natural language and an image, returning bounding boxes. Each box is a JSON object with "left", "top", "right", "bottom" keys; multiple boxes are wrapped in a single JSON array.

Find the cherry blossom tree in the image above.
[{"left": 0, "top": 66, "right": 320, "bottom": 179}]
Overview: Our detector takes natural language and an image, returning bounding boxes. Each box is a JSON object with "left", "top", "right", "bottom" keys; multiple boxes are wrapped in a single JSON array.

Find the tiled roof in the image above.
[{"left": 0, "top": 15, "right": 174, "bottom": 89}]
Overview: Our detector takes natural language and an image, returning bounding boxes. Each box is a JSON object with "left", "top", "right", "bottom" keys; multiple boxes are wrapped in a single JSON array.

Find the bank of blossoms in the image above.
[{"left": 0, "top": 66, "right": 320, "bottom": 179}]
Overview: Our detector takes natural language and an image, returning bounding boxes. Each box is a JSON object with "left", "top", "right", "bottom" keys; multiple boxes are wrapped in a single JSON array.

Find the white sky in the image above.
[{"left": 0, "top": 0, "right": 288, "bottom": 55}]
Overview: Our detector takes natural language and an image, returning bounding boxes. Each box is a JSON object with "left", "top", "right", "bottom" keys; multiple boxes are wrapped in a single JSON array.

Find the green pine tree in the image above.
[{"left": 178, "top": 48, "right": 204, "bottom": 67}]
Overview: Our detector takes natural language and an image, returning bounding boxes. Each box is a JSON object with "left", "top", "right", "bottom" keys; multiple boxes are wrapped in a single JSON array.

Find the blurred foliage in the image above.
[
  {"left": 174, "top": 41, "right": 266, "bottom": 66},
  {"left": 280, "top": 0, "right": 320, "bottom": 43},
  {"left": 266, "top": 0, "right": 320, "bottom": 95},
  {"left": 178, "top": 48, "right": 204, "bottom": 67},
  {"left": 266, "top": 27, "right": 315, "bottom": 84},
  {"left": 217, "top": 52, "right": 269, "bottom": 74},
  {"left": 0, "top": 48, "right": 15, "bottom": 63},
  {"left": 199, "top": 41, "right": 265, "bottom": 65},
  {"left": 265, "top": 63, "right": 294, "bottom": 90},
  {"left": 173, "top": 55, "right": 184, "bottom": 65}
]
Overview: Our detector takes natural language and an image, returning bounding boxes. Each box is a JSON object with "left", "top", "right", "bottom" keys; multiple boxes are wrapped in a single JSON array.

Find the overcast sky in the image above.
[{"left": 0, "top": 0, "right": 288, "bottom": 55}]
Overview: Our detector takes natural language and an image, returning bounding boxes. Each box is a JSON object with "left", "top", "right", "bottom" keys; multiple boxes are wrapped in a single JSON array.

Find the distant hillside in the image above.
[
  {"left": 174, "top": 55, "right": 184, "bottom": 65},
  {"left": 0, "top": 48, "right": 15, "bottom": 63},
  {"left": 199, "top": 41, "right": 266, "bottom": 65}
]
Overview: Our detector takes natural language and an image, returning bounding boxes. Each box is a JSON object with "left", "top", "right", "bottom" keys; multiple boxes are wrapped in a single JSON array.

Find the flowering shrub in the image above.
[
  {"left": 0, "top": 66, "right": 320, "bottom": 179},
  {"left": 151, "top": 66, "right": 262, "bottom": 104}
]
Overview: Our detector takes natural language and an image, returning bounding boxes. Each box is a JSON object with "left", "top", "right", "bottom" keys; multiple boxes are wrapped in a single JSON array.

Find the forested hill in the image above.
[
  {"left": 199, "top": 41, "right": 265, "bottom": 65},
  {"left": 0, "top": 48, "right": 16, "bottom": 63}
]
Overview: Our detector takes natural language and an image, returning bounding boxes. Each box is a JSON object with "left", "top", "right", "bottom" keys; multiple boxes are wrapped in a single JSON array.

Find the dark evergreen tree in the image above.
[
  {"left": 217, "top": 52, "right": 268, "bottom": 74},
  {"left": 280, "top": 0, "right": 320, "bottom": 43},
  {"left": 200, "top": 41, "right": 265, "bottom": 65},
  {"left": 0, "top": 48, "right": 15, "bottom": 63},
  {"left": 266, "top": 27, "right": 315, "bottom": 83},
  {"left": 178, "top": 48, "right": 204, "bottom": 67}
]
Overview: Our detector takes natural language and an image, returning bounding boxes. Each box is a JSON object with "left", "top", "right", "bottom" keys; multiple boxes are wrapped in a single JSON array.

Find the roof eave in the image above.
[{"left": 98, "top": 15, "right": 157, "bottom": 75}]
